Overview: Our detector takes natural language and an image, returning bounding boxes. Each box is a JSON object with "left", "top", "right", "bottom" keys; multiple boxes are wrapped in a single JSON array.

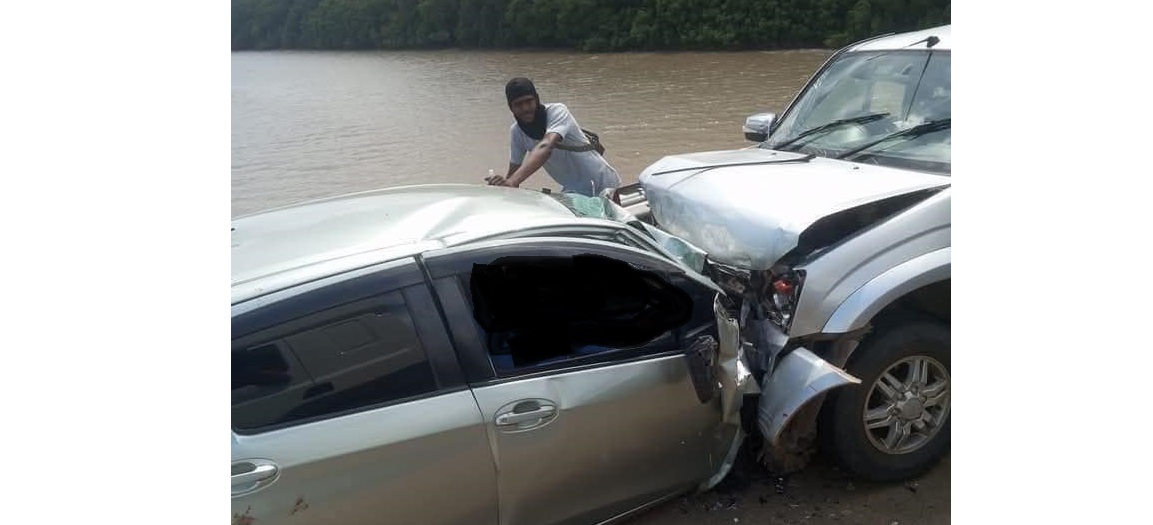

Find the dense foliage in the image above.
[{"left": 232, "top": 0, "right": 950, "bottom": 51}]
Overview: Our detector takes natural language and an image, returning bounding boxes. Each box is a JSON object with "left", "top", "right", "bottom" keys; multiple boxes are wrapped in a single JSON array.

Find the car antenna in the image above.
[
  {"left": 920, "top": 35, "right": 940, "bottom": 48},
  {"left": 901, "top": 34, "right": 939, "bottom": 49},
  {"left": 866, "top": 34, "right": 939, "bottom": 61}
]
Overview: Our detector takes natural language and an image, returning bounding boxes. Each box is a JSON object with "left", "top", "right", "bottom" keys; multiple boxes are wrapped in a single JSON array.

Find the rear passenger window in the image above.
[{"left": 232, "top": 290, "right": 438, "bottom": 433}]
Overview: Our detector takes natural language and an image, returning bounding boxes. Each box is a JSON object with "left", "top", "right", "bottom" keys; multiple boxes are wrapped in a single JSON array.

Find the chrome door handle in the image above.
[
  {"left": 232, "top": 460, "right": 278, "bottom": 495},
  {"left": 495, "top": 405, "right": 556, "bottom": 426}
]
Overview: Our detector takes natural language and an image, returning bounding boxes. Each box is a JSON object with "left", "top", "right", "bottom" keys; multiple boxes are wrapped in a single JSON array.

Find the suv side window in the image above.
[{"left": 231, "top": 289, "right": 438, "bottom": 433}]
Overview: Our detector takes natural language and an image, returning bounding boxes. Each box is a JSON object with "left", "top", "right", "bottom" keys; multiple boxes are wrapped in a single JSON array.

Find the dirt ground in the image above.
[{"left": 627, "top": 449, "right": 950, "bottom": 525}]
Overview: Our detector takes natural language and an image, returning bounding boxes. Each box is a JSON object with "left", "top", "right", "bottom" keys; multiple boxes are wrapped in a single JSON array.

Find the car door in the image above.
[
  {"left": 423, "top": 237, "right": 737, "bottom": 525},
  {"left": 230, "top": 259, "right": 498, "bottom": 525}
]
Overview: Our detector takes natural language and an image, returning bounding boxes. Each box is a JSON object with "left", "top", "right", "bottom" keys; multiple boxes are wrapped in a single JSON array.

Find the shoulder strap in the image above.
[
  {"left": 554, "top": 141, "right": 598, "bottom": 153},
  {"left": 553, "top": 128, "right": 604, "bottom": 154}
]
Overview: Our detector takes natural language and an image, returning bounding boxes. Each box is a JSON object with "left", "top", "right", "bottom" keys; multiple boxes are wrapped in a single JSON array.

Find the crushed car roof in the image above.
[{"left": 231, "top": 184, "right": 580, "bottom": 304}]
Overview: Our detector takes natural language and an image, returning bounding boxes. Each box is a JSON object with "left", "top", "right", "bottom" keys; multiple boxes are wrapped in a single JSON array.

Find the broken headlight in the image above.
[{"left": 764, "top": 267, "right": 805, "bottom": 333}]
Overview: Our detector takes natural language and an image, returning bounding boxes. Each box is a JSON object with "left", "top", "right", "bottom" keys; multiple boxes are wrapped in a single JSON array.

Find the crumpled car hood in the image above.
[{"left": 638, "top": 148, "right": 951, "bottom": 270}]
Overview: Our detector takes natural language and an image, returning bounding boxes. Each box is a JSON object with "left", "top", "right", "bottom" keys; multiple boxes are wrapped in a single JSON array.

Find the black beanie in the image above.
[{"left": 505, "top": 77, "right": 539, "bottom": 105}]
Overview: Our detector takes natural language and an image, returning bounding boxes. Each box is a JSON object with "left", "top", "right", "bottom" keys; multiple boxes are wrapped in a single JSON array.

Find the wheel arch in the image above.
[{"left": 821, "top": 247, "right": 950, "bottom": 335}]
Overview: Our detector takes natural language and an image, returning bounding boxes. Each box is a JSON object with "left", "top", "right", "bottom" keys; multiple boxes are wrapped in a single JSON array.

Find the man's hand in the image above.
[{"left": 485, "top": 174, "right": 515, "bottom": 187}]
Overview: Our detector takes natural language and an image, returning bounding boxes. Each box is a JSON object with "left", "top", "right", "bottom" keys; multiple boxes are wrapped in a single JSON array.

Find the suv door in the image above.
[
  {"left": 230, "top": 259, "right": 498, "bottom": 525},
  {"left": 423, "top": 238, "right": 738, "bottom": 525}
]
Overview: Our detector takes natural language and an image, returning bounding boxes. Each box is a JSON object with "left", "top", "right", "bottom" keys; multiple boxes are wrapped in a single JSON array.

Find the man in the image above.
[{"left": 485, "top": 77, "right": 622, "bottom": 196}]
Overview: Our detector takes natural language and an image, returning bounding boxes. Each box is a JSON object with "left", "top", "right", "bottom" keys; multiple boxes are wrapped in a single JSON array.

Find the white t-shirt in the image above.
[{"left": 510, "top": 103, "right": 622, "bottom": 196}]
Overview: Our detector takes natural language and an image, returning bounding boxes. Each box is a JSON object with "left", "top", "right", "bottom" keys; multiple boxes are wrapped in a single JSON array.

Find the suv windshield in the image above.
[{"left": 766, "top": 49, "right": 951, "bottom": 175}]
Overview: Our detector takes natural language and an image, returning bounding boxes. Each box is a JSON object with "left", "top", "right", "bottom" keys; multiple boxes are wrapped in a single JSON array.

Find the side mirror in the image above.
[{"left": 743, "top": 112, "right": 776, "bottom": 143}]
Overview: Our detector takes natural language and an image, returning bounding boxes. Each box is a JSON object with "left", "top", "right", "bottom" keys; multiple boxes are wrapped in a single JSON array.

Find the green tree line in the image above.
[{"left": 232, "top": 0, "right": 949, "bottom": 52}]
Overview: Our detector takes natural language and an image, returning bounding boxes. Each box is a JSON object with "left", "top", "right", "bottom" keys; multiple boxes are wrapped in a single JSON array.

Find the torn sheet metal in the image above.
[
  {"left": 756, "top": 347, "right": 860, "bottom": 446},
  {"left": 699, "top": 293, "right": 761, "bottom": 492},
  {"left": 714, "top": 294, "right": 761, "bottom": 427},
  {"left": 703, "top": 421, "right": 746, "bottom": 491}
]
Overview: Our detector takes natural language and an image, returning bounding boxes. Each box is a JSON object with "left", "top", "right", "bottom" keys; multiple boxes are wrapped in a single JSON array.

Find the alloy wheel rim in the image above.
[{"left": 862, "top": 355, "right": 950, "bottom": 455}]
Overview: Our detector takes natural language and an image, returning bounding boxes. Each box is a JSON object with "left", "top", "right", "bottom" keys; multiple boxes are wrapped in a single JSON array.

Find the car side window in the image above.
[
  {"left": 231, "top": 289, "right": 438, "bottom": 433},
  {"left": 232, "top": 341, "right": 315, "bottom": 432},
  {"left": 458, "top": 252, "right": 693, "bottom": 376}
]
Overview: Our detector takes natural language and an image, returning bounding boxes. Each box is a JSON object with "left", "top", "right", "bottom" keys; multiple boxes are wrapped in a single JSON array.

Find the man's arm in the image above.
[{"left": 504, "top": 132, "right": 561, "bottom": 187}]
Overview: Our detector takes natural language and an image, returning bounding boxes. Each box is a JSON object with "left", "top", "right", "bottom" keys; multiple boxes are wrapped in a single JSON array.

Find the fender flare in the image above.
[{"left": 822, "top": 247, "right": 950, "bottom": 334}]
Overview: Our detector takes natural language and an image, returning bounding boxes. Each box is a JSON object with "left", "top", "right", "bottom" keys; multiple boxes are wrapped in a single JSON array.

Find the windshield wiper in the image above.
[
  {"left": 836, "top": 118, "right": 951, "bottom": 160},
  {"left": 773, "top": 112, "right": 890, "bottom": 152}
]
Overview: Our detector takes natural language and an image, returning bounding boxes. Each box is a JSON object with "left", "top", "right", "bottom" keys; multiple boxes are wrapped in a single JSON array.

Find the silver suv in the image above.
[{"left": 621, "top": 24, "right": 951, "bottom": 481}]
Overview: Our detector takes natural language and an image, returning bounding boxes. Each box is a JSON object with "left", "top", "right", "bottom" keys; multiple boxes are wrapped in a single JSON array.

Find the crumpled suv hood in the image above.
[{"left": 638, "top": 148, "right": 951, "bottom": 270}]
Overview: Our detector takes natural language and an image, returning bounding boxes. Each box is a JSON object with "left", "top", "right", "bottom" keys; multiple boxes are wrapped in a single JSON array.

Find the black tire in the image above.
[{"left": 819, "top": 320, "right": 950, "bottom": 482}]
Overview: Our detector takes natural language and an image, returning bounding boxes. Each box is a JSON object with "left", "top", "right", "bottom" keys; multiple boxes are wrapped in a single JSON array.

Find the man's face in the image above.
[{"left": 510, "top": 95, "right": 538, "bottom": 124}]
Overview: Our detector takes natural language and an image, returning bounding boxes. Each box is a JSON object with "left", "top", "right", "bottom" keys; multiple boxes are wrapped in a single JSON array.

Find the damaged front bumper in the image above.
[
  {"left": 757, "top": 346, "right": 859, "bottom": 445},
  {"left": 698, "top": 288, "right": 862, "bottom": 487},
  {"left": 743, "top": 318, "right": 861, "bottom": 450}
]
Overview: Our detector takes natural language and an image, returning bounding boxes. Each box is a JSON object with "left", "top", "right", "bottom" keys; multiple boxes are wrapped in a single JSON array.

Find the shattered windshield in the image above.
[
  {"left": 549, "top": 192, "right": 709, "bottom": 273},
  {"left": 766, "top": 49, "right": 950, "bottom": 175}
]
